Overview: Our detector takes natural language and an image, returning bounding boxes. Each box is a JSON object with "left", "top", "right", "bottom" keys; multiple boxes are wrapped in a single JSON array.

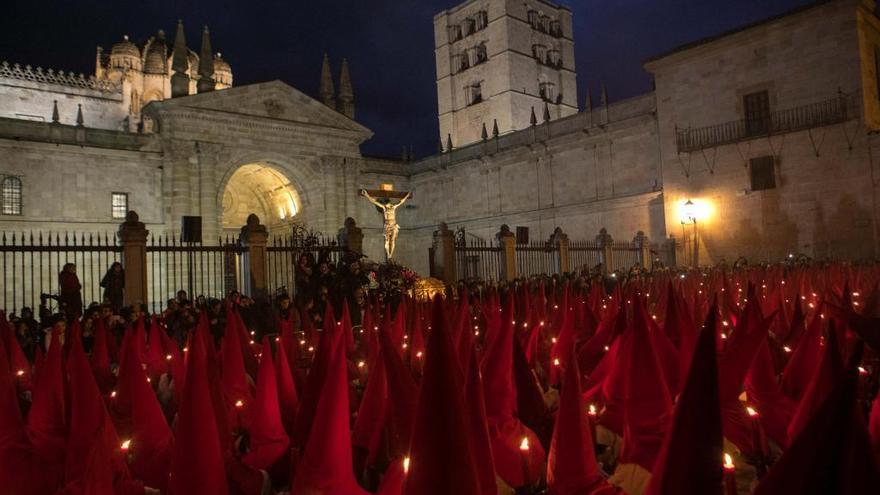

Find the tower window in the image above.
[
  {"left": 449, "top": 24, "right": 463, "bottom": 42},
  {"left": 475, "top": 11, "right": 488, "bottom": 31},
  {"left": 463, "top": 18, "right": 476, "bottom": 36},
  {"left": 539, "top": 82, "right": 556, "bottom": 102},
  {"left": 466, "top": 82, "right": 483, "bottom": 106},
  {"left": 749, "top": 156, "right": 776, "bottom": 191},
  {"left": 550, "top": 20, "right": 562, "bottom": 37},
  {"left": 532, "top": 44, "right": 547, "bottom": 62},
  {"left": 474, "top": 43, "right": 488, "bottom": 65},
  {"left": 528, "top": 10, "right": 540, "bottom": 29},
  {"left": 459, "top": 52, "right": 471, "bottom": 72},
  {"left": 547, "top": 49, "right": 561, "bottom": 68},
  {"left": 1, "top": 176, "right": 22, "bottom": 215},
  {"left": 111, "top": 192, "right": 129, "bottom": 219}
]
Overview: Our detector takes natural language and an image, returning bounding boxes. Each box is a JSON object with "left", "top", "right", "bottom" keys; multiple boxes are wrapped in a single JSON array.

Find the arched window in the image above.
[
  {"left": 539, "top": 81, "right": 556, "bottom": 102},
  {"left": 474, "top": 43, "right": 488, "bottom": 65},
  {"left": 2, "top": 176, "right": 22, "bottom": 215},
  {"left": 466, "top": 82, "right": 483, "bottom": 106}
]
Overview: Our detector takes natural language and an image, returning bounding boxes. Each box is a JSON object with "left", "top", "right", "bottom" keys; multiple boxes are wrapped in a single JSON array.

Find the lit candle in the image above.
[
  {"left": 120, "top": 439, "right": 131, "bottom": 452},
  {"left": 723, "top": 453, "right": 737, "bottom": 495},
  {"left": 519, "top": 437, "right": 531, "bottom": 491},
  {"left": 403, "top": 456, "right": 410, "bottom": 474},
  {"left": 165, "top": 354, "right": 172, "bottom": 361},
  {"left": 15, "top": 369, "right": 24, "bottom": 376},
  {"left": 234, "top": 399, "right": 244, "bottom": 408},
  {"left": 587, "top": 404, "right": 598, "bottom": 447}
]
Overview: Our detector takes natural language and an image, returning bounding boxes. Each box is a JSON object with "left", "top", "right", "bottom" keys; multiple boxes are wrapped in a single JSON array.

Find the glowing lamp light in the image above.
[
  {"left": 746, "top": 406, "right": 758, "bottom": 418},
  {"left": 250, "top": 331, "right": 255, "bottom": 336},
  {"left": 234, "top": 400, "right": 244, "bottom": 408},
  {"left": 783, "top": 346, "right": 792, "bottom": 353},
  {"left": 120, "top": 439, "right": 131, "bottom": 452},
  {"left": 403, "top": 456, "right": 411, "bottom": 474},
  {"left": 146, "top": 377, "right": 151, "bottom": 383},
  {"left": 308, "top": 346, "right": 315, "bottom": 352},
  {"left": 588, "top": 404, "right": 598, "bottom": 417},
  {"left": 110, "top": 390, "right": 117, "bottom": 398},
  {"left": 165, "top": 354, "right": 173, "bottom": 361},
  {"left": 551, "top": 337, "right": 558, "bottom": 344},
  {"left": 183, "top": 347, "right": 189, "bottom": 353},
  {"left": 275, "top": 337, "right": 281, "bottom": 342},
  {"left": 16, "top": 369, "right": 24, "bottom": 376},
  {"left": 859, "top": 366, "right": 869, "bottom": 376},
  {"left": 402, "top": 342, "right": 409, "bottom": 349},
  {"left": 681, "top": 199, "right": 696, "bottom": 224},
  {"left": 553, "top": 358, "right": 561, "bottom": 367},
  {"left": 519, "top": 437, "right": 530, "bottom": 451},
  {"left": 723, "top": 453, "right": 735, "bottom": 471},
  {"left": 249, "top": 340, "right": 255, "bottom": 345},
  {"left": 300, "top": 340, "right": 306, "bottom": 346},
  {"left": 603, "top": 345, "right": 610, "bottom": 352},
  {"left": 416, "top": 351, "right": 423, "bottom": 359},
  {"left": 358, "top": 361, "right": 366, "bottom": 369}
]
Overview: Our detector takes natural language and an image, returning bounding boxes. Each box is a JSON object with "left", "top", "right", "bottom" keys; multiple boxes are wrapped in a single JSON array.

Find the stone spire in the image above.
[
  {"left": 481, "top": 122, "right": 488, "bottom": 141},
  {"left": 438, "top": 135, "right": 445, "bottom": 153},
  {"left": 337, "top": 58, "right": 355, "bottom": 119},
  {"left": 543, "top": 102, "right": 551, "bottom": 122},
  {"left": 76, "top": 104, "right": 84, "bottom": 127},
  {"left": 52, "top": 100, "right": 59, "bottom": 123},
  {"left": 530, "top": 106, "right": 537, "bottom": 126},
  {"left": 446, "top": 133, "right": 453, "bottom": 152},
  {"left": 319, "top": 53, "right": 336, "bottom": 108},
  {"left": 171, "top": 20, "right": 190, "bottom": 98},
  {"left": 492, "top": 119, "right": 499, "bottom": 138},
  {"left": 197, "top": 25, "right": 215, "bottom": 93}
]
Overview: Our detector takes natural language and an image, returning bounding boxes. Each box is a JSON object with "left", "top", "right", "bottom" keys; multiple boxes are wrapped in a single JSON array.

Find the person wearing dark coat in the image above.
[
  {"left": 58, "top": 262, "right": 83, "bottom": 319},
  {"left": 100, "top": 261, "right": 125, "bottom": 313}
]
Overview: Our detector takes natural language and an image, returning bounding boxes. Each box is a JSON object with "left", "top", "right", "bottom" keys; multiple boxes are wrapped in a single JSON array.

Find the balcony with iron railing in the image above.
[{"left": 674, "top": 93, "right": 856, "bottom": 153}]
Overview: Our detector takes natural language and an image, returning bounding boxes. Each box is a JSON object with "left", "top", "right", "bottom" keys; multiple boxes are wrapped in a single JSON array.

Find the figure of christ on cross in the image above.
[{"left": 359, "top": 188, "right": 412, "bottom": 260}]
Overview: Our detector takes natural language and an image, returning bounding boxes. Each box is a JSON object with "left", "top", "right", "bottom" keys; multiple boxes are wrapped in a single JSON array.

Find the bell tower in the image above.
[{"left": 434, "top": 0, "right": 577, "bottom": 149}]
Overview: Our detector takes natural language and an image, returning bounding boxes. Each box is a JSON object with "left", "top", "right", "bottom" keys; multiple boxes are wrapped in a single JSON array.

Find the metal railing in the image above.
[
  {"left": 266, "top": 233, "right": 345, "bottom": 298},
  {"left": 569, "top": 240, "right": 602, "bottom": 272},
  {"left": 611, "top": 241, "right": 641, "bottom": 272},
  {"left": 675, "top": 94, "right": 854, "bottom": 153},
  {"left": 146, "top": 233, "right": 247, "bottom": 313},
  {"left": 0, "top": 231, "right": 121, "bottom": 314},
  {"left": 455, "top": 237, "right": 503, "bottom": 282},
  {"left": 516, "top": 241, "right": 560, "bottom": 276}
]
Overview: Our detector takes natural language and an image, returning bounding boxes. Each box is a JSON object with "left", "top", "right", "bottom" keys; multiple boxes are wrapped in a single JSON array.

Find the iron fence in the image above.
[
  {"left": 611, "top": 241, "right": 641, "bottom": 272},
  {"left": 146, "top": 233, "right": 246, "bottom": 314},
  {"left": 455, "top": 237, "right": 503, "bottom": 281},
  {"left": 675, "top": 94, "right": 854, "bottom": 152},
  {"left": 569, "top": 240, "right": 601, "bottom": 272},
  {"left": 515, "top": 240, "right": 559, "bottom": 276},
  {"left": 0, "top": 231, "right": 121, "bottom": 314},
  {"left": 266, "top": 233, "right": 346, "bottom": 298}
]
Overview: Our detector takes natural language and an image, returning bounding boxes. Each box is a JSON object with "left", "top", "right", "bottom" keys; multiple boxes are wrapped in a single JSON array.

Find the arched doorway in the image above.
[{"left": 220, "top": 163, "right": 301, "bottom": 234}]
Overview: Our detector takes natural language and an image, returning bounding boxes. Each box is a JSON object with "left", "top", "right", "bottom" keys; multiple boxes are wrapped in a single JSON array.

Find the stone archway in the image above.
[{"left": 219, "top": 163, "right": 302, "bottom": 235}]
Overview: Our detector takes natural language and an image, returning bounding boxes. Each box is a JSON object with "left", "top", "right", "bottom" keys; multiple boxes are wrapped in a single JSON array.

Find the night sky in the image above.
[{"left": 2, "top": 0, "right": 813, "bottom": 158}]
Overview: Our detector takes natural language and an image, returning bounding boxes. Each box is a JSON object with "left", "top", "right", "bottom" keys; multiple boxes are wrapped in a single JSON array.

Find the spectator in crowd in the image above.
[
  {"left": 58, "top": 262, "right": 83, "bottom": 319},
  {"left": 100, "top": 261, "right": 125, "bottom": 313}
]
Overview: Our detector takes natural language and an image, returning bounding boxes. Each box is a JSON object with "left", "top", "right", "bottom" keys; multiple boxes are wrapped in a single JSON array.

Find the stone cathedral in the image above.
[{"left": 3, "top": 0, "right": 880, "bottom": 276}]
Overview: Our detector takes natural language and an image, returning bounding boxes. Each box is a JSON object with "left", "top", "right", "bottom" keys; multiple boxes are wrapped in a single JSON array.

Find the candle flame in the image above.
[
  {"left": 110, "top": 390, "right": 117, "bottom": 398},
  {"left": 249, "top": 340, "right": 255, "bottom": 345},
  {"left": 603, "top": 345, "right": 610, "bottom": 352},
  {"left": 299, "top": 340, "right": 306, "bottom": 345},
  {"left": 183, "top": 347, "right": 189, "bottom": 352},
  {"left": 416, "top": 351, "right": 423, "bottom": 358},
  {"left": 783, "top": 346, "right": 792, "bottom": 353},
  {"left": 308, "top": 346, "right": 315, "bottom": 352},
  {"left": 746, "top": 406, "right": 758, "bottom": 417},
  {"left": 403, "top": 456, "right": 410, "bottom": 474},
  {"left": 275, "top": 337, "right": 281, "bottom": 342},
  {"left": 250, "top": 331, "right": 255, "bottom": 336},
  {"left": 16, "top": 369, "right": 24, "bottom": 376},
  {"left": 723, "top": 453, "right": 734, "bottom": 470},
  {"left": 519, "top": 437, "right": 530, "bottom": 451},
  {"left": 551, "top": 337, "right": 558, "bottom": 344},
  {"left": 235, "top": 400, "right": 244, "bottom": 408},
  {"left": 165, "top": 354, "right": 172, "bottom": 361},
  {"left": 120, "top": 439, "right": 131, "bottom": 451},
  {"left": 859, "top": 366, "right": 869, "bottom": 376},
  {"left": 357, "top": 361, "right": 366, "bottom": 368},
  {"left": 553, "top": 358, "right": 561, "bottom": 367},
  {"left": 588, "top": 404, "right": 597, "bottom": 416}
]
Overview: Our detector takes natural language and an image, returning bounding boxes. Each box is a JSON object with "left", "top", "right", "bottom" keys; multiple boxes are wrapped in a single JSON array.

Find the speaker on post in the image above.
[
  {"left": 181, "top": 216, "right": 202, "bottom": 243},
  {"left": 516, "top": 226, "right": 529, "bottom": 245}
]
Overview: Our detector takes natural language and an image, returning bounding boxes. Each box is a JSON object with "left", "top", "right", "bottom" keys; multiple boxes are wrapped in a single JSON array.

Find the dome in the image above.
[
  {"left": 143, "top": 41, "right": 167, "bottom": 74},
  {"left": 110, "top": 35, "right": 140, "bottom": 58},
  {"left": 213, "top": 54, "right": 231, "bottom": 74}
]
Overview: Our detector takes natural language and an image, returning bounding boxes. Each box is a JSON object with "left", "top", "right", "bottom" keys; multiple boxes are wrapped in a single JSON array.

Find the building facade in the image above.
[{"left": 2, "top": 0, "right": 880, "bottom": 291}]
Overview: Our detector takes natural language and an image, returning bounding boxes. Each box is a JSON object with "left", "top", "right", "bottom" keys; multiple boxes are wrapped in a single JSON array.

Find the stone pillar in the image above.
[
  {"left": 432, "top": 223, "right": 457, "bottom": 284},
  {"left": 117, "top": 211, "right": 149, "bottom": 307},
  {"left": 496, "top": 224, "right": 517, "bottom": 282},
  {"left": 633, "top": 231, "right": 651, "bottom": 271},
  {"left": 337, "top": 217, "right": 364, "bottom": 256},
  {"left": 551, "top": 227, "right": 570, "bottom": 274},
  {"left": 596, "top": 228, "right": 614, "bottom": 275},
  {"left": 239, "top": 214, "right": 269, "bottom": 300}
]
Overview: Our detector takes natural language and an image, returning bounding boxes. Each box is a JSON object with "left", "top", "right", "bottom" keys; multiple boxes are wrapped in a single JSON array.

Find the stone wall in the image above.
[{"left": 647, "top": 0, "right": 880, "bottom": 264}]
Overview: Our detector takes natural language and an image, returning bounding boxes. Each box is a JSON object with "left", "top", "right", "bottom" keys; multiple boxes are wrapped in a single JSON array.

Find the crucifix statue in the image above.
[{"left": 359, "top": 186, "right": 412, "bottom": 260}]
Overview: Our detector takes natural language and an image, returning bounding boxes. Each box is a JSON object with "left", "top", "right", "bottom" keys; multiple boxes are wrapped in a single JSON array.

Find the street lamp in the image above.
[{"left": 680, "top": 199, "right": 699, "bottom": 266}]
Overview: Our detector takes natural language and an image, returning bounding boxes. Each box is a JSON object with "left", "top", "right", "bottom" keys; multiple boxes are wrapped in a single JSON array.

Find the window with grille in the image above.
[
  {"left": 749, "top": 156, "right": 776, "bottom": 191},
  {"left": 743, "top": 90, "right": 770, "bottom": 136},
  {"left": 1, "top": 176, "right": 22, "bottom": 215},
  {"left": 539, "top": 81, "right": 555, "bottom": 102},
  {"left": 474, "top": 44, "right": 488, "bottom": 65},
  {"left": 111, "top": 192, "right": 129, "bottom": 219}
]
